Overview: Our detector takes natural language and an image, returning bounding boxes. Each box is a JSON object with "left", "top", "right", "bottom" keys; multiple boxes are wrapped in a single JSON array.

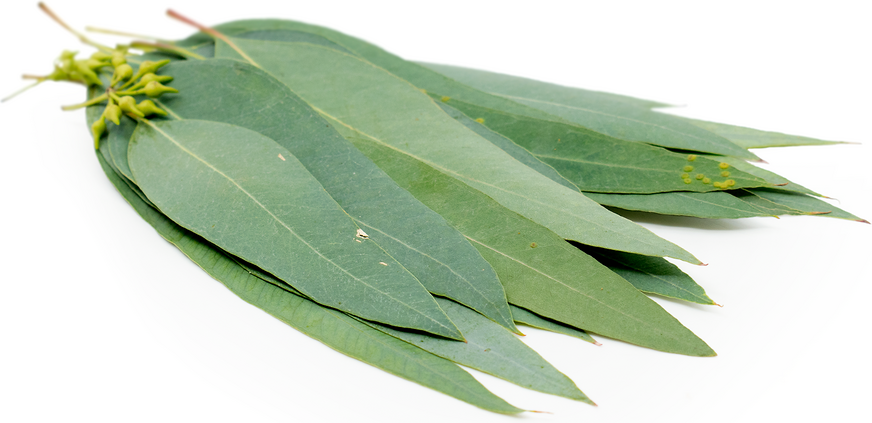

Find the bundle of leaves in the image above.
[{"left": 13, "top": 6, "right": 864, "bottom": 415}]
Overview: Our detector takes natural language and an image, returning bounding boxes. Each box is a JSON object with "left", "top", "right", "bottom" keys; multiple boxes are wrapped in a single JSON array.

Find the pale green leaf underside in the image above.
[
  {"left": 95, "top": 150, "right": 522, "bottom": 414},
  {"left": 154, "top": 59, "right": 517, "bottom": 333},
  {"left": 128, "top": 119, "right": 462, "bottom": 340},
  {"left": 216, "top": 37, "right": 700, "bottom": 264}
]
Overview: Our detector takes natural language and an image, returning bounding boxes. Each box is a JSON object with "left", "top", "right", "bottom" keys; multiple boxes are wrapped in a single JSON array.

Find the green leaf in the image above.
[
  {"left": 106, "top": 115, "right": 136, "bottom": 181},
  {"left": 215, "top": 37, "right": 701, "bottom": 264},
  {"left": 415, "top": 62, "right": 672, "bottom": 110},
  {"left": 336, "top": 122, "right": 715, "bottom": 356},
  {"left": 418, "top": 63, "right": 759, "bottom": 161},
  {"left": 229, "top": 248, "right": 592, "bottom": 403},
  {"left": 153, "top": 59, "right": 517, "bottom": 333},
  {"left": 440, "top": 98, "right": 770, "bottom": 194},
  {"left": 367, "top": 297, "right": 593, "bottom": 404},
  {"left": 437, "top": 101, "right": 578, "bottom": 191},
  {"left": 510, "top": 306, "right": 599, "bottom": 345},
  {"left": 685, "top": 118, "right": 856, "bottom": 149},
  {"left": 127, "top": 119, "right": 462, "bottom": 340},
  {"left": 95, "top": 150, "right": 522, "bottom": 414},
  {"left": 584, "top": 191, "right": 773, "bottom": 219},
  {"left": 577, "top": 245, "right": 717, "bottom": 306},
  {"left": 740, "top": 189, "right": 867, "bottom": 223},
  {"left": 712, "top": 156, "right": 823, "bottom": 197}
]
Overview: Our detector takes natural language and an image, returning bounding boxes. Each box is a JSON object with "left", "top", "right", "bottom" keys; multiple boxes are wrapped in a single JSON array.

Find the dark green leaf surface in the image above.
[
  {"left": 510, "top": 306, "right": 598, "bottom": 345},
  {"left": 685, "top": 118, "right": 854, "bottom": 149},
  {"left": 419, "top": 63, "right": 759, "bottom": 160},
  {"left": 154, "top": 59, "right": 517, "bottom": 333},
  {"left": 128, "top": 119, "right": 462, "bottom": 340},
  {"left": 578, "top": 246, "right": 717, "bottom": 305},
  {"left": 334, "top": 121, "right": 714, "bottom": 356},
  {"left": 368, "top": 298, "right": 593, "bottom": 403},
  {"left": 95, "top": 151, "right": 522, "bottom": 414},
  {"left": 441, "top": 98, "right": 770, "bottom": 194},
  {"left": 215, "top": 37, "right": 700, "bottom": 264},
  {"left": 584, "top": 191, "right": 773, "bottom": 219}
]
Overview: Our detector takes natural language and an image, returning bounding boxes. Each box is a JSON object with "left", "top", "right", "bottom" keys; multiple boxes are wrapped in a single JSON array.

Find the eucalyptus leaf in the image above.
[
  {"left": 95, "top": 150, "right": 522, "bottom": 414},
  {"left": 584, "top": 191, "right": 773, "bottom": 219},
  {"left": 367, "top": 298, "right": 593, "bottom": 403},
  {"left": 214, "top": 37, "right": 701, "bottom": 264},
  {"left": 439, "top": 98, "right": 770, "bottom": 194},
  {"left": 152, "top": 59, "right": 518, "bottom": 333},
  {"left": 510, "top": 306, "right": 599, "bottom": 345},
  {"left": 437, "top": 101, "right": 578, "bottom": 191},
  {"left": 684, "top": 118, "right": 855, "bottom": 149},
  {"left": 713, "top": 156, "right": 822, "bottom": 197},
  {"left": 228, "top": 244, "right": 592, "bottom": 402},
  {"left": 332, "top": 120, "right": 715, "bottom": 356},
  {"left": 742, "top": 189, "right": 867, "bottom": 223},
  {"left": 418, "top": 63, "right": 759, "bottom": 161},
  {"left": 127, "top": 119, "right": 463, "bottom": 340},
  {"left": 577, "top": 245, "right": 717, "bottom": 305}
]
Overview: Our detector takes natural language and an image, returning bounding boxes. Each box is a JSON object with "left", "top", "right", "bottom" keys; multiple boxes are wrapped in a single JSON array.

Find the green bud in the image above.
[
  {"left": 117, "top": 96, "right": 144, "bottom": 117},
  {"left": 68, "top": 70, "right": 84, "bottom": 84},
  {"left": 137, "top": 100, "right": 168, "bottom": 117},
  {"left": 110, "top": 63, "right": 134, "bottom": 86},
  {"left": 103, "top": 104, "right": 122, "bottom": 125},
  {"left": 143, "top": 80, "right": 179, "bottom": 98},
  {"left": 74, "top": 60, "right": 102, "bottom": 86},
  {"left": 111, "top": 52, "right": 127, "bottom": 68},
  {"left": 90, "top": 51, "right": 112, "bottom": 61},
  {"left": 129, "top": 73, "right": 173, "bottom": 91},
  {"left": 47, "top": 65, "right": 68, "bottom": 81},
  {"left": 85, "top": 58, "right": 111, "bottom": 71},
  {"left": 136, "top": 60, "right": 171, "bottom": 77},
  {"left": 91, "top": 117, "right": 106, "bottom": 149},
  {"left": 124, "top": 60, "right": 172, "bottom": 89},
  {"left": 60, "top": 50, "right": 78, "bottom": 61}
]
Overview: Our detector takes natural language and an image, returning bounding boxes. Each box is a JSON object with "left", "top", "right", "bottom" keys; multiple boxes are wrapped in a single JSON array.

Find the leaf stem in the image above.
[
  {"left": 2, "top": 80, "right": 44, "bottom": 103},
  {"left": 61, "top": 93, "right": 108, "bottom": 110},
  {"left": 130, "top": 40, "right": 205, "bottom": 60},
  {"left": 166, "top": 9, "right": 259, "bottom": 68},
  {"left": 86, "top": 26, "right": 171, "bottom": 43},
  {"left": 38, "top": 3, "right": 113, "bottom": 53}
]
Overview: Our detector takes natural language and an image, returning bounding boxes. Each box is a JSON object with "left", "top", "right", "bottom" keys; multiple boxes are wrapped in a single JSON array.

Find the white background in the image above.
[{"left": 1, "top": 1, "right": 869, "bottom": 422}]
